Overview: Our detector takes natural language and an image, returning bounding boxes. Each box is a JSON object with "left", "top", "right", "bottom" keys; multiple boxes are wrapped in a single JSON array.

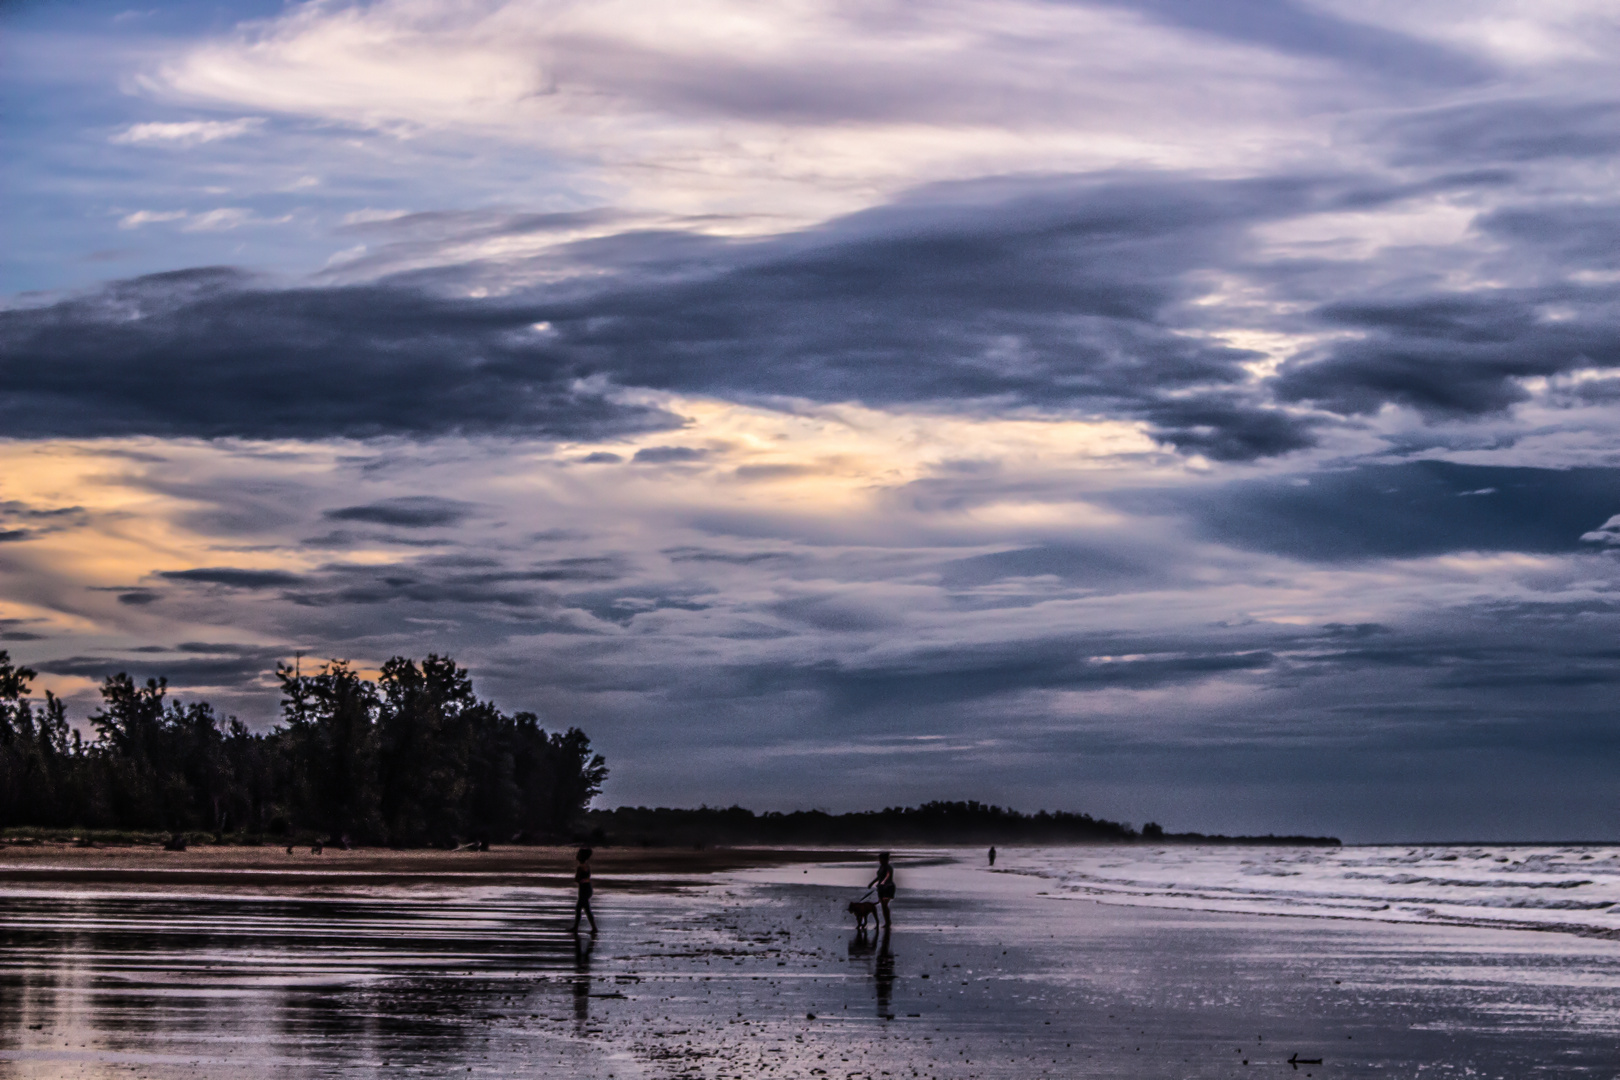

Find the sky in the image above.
[{"left": 3, "top": 0, "right": 1620, "bottom": 841}]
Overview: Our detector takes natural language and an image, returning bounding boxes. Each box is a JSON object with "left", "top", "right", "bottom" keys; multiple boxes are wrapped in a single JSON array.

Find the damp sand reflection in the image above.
[{"left": 3, "top": 847, "right": 1620, "bottom": 1078}]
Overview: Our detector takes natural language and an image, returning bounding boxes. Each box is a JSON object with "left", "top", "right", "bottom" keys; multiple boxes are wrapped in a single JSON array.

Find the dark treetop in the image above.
[{"left": 0, "top": 651, "right": 607, "bottom": 846}]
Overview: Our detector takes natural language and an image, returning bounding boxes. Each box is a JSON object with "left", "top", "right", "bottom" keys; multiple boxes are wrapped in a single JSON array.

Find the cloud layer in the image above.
[
  {"left": 14, "top": 166, "right": 1620, "bottom": 465},
  {"left": 5, "top": 0, "right": 1620, "bottom": 839}
]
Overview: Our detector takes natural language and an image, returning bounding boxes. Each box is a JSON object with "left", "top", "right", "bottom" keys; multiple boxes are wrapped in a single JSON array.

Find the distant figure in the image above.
[
  {"left": 869, "top": 852, "right": 895, "bottom": 927},
  {"left": 285, "top": 844, "right": 295, "bottom": 855},
  {"left": 572, "top": 847, "right": 598, "bottom": 933},
  {"left": 988, "top": 846, "right": 996, "bottom": 867},
  {"left": 311, "top": 840, "right": 324, "bottom": 855}
]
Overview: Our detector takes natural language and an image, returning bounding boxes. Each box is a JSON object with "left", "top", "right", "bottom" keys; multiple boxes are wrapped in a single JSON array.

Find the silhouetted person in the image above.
[
  {"left": 869, "top": 852, "right": 895, "bottom": 927},
  {"left": 311, "top": 839, "right": 323, "bottom": 854},
  {"left": 572, "top": 846, "right": 598, "bottom": 932},
  {"left": 874, "top": 927, "right": 894, "bottom": 1019},
  {"left": 987, "top": 845, "right": 996, "bottom": 866}
]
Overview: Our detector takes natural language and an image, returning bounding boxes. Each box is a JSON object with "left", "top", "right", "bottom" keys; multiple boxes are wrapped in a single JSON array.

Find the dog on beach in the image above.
[{"left": 848, "top": 899, "right": 881, "bottom": 930}]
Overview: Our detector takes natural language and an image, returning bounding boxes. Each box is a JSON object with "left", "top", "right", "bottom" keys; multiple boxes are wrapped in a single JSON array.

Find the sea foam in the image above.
[{"left": 998, "top": 844, "right": 1620, "bottom": 937}]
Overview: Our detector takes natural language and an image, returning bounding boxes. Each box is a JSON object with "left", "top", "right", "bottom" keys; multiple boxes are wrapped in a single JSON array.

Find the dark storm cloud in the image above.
[
  {"left": 766, "top": 594, "right": 902, "bottom": 632},
  {"left": 722, "top": 602, "right": 1620, "bottom": 738},
  {"left": 323, "top": 496, "right": 475, "bottom": 527},
  {"left": 742, "top": 637, "right": 1276, "bottom": 713},
  {"left": 1323, "top": 169, "right": 1518, "bottom": 211},
  {"left": 0, "top": 267, "right": 682, "bottom": 442},
  {"left": 567, "top": 589, "right": 713, "bottom": 627},
  {"left": 285, "top": 573, "right": 548, "bottom": 609},
  {"left": 521, "top": 556, "right": 625, "bottom": 582},
  {"left": 272, "top": 554, "right": 625, "bottom": 610},
  {"left": 36, "top": 649, "right": 284, "bottom": 689},
  {"left": 0, "top": 502, "right": 84, "bottom": 521},
  {"left": 7, "top": 167, "right": 1618, "bottom": 462},
  {"left": 0, "top": 618, "right": 45, "bottom": 642},
  {"left": 662, "top": 546, "right": 800, "bottom": 566},
  {"left": 172, "top": 641, "right": 272, "bottom": 655},
  {"left": 537, "top": 174, "right": 1335, "bottom": 459},
  {"left": 1152, "top": 461, "right": 1620, "bottom": 561},
  {"left": 1279, "top": 602, "right": 1620, "bottom": 704},
  {"left": 632, "top": 445, "right": 707, "bottom": 463},
  {"left": 1476, "top": 200, "right": 1620, "bottom": 267},
  {"left": 937, "top": 544, "right": 1151, "bottom": 589},
  {"left": 1382, "top": 99, "right": 1620, "bottom": 166},
  {"left": 0, "top": 501, "right": 87, "bottom": 543},
  {"left": 0, "top": 174, "right": 1334, "bottom": 460},
  {"left": 158, "top": 567, "right": 304, "bottom": 589},
  {"left": 706, "top": 610, "right": 1620, "bottom": 761},
  {"left": 1273, "top": 286, "right": 1620, "bottom": 417},
  {"left": 1136, "top": 391, "right": 1319, "bottom": 460}
]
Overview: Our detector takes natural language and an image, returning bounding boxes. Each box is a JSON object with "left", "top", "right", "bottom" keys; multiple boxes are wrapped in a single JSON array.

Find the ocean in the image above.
[{"left": 993, "top": 842, "right": 1620, "bottom": 938}]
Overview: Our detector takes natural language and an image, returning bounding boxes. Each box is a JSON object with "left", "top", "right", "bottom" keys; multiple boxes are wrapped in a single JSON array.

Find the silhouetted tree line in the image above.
[
  {"left": 0, "top": 651, "right": 607, "bottom": 845},
  {"left": 585, "top": 802, "right": 1338, "bottom": 847}
]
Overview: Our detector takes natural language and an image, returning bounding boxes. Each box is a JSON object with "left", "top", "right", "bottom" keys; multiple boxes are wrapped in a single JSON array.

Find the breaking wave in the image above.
[{"left": 998, "top": 844, "right": 1620, "bottom": 938}]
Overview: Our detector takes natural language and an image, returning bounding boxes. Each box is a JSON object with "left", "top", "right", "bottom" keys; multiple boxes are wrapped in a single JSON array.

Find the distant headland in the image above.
[
  {"left": 1, "top": 650, "right": 1336, "bottom": 849},
  {"left": 583, "top": 802, "right": 1340, "bottom": 848}
]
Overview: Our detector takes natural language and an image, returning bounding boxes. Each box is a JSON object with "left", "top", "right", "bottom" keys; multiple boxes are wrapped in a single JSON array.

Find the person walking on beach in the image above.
[
  {"left": 572, "top": 847, "right": 598, "bottom": 933},
  {"left": 869, "top": 852, "right": 896, "bottom": 927},
  {"left": 987, "top": 845, "right": 996, "bottom": 867}
]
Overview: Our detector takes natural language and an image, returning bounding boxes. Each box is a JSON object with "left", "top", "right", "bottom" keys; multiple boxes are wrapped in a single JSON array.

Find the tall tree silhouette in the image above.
[
  {"left": 0, "top": 653, "right": 78, "bottom": 826},
  {"left": 0, "top": 651, "right": 610, "bottom": 843},
  {"left": 377, "top": 655, "right": 476, "bottom": 845},
  {"left": 89, "top": 674, "right": 175, "bottom": 828},
  {"left": 276, "top": 660, "right": 380, "bottom": 842}
]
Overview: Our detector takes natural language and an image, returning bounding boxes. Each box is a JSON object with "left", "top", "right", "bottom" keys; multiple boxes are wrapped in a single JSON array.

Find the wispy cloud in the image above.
[
  {"left": 110, "top": 117, "right": 264, "bottom": 146},
  {"left": 118, "top": 210, "right": 189, "bottom": 229},
  {"left": 116, "top": 207, "right": 289, "bottom": 232}
]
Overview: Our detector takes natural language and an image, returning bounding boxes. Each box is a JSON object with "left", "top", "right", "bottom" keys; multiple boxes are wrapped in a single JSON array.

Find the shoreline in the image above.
[{"left": 0, "top": 841, "right": 877, "bottom": 891}]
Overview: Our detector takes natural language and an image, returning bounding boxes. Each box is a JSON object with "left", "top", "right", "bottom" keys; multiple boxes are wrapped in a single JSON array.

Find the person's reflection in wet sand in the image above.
[
  {"left": 571, "top": 929, "right": 595, "bottom": 1028},
  {"left": 874, "top": 928, "right": 895, "bottom": 1020}
]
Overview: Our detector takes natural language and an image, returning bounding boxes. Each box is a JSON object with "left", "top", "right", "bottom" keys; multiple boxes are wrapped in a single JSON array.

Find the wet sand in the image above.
[
  {"left": 3, "top": 848, "right": 1617, "bottom": 1078},
  {"left": 0, "top": 842, "right": 866, "bottom": 891}
]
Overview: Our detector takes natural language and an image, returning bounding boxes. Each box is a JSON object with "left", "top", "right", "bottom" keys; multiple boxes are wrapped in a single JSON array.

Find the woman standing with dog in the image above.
[{"left": 869, "top": 852, "right": 896, "bottom": 927}]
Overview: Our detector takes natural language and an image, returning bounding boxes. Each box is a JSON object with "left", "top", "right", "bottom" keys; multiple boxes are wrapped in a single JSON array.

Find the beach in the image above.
[{"left": 2, "top": 844, "right": 1617, "bottom": 1078}]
